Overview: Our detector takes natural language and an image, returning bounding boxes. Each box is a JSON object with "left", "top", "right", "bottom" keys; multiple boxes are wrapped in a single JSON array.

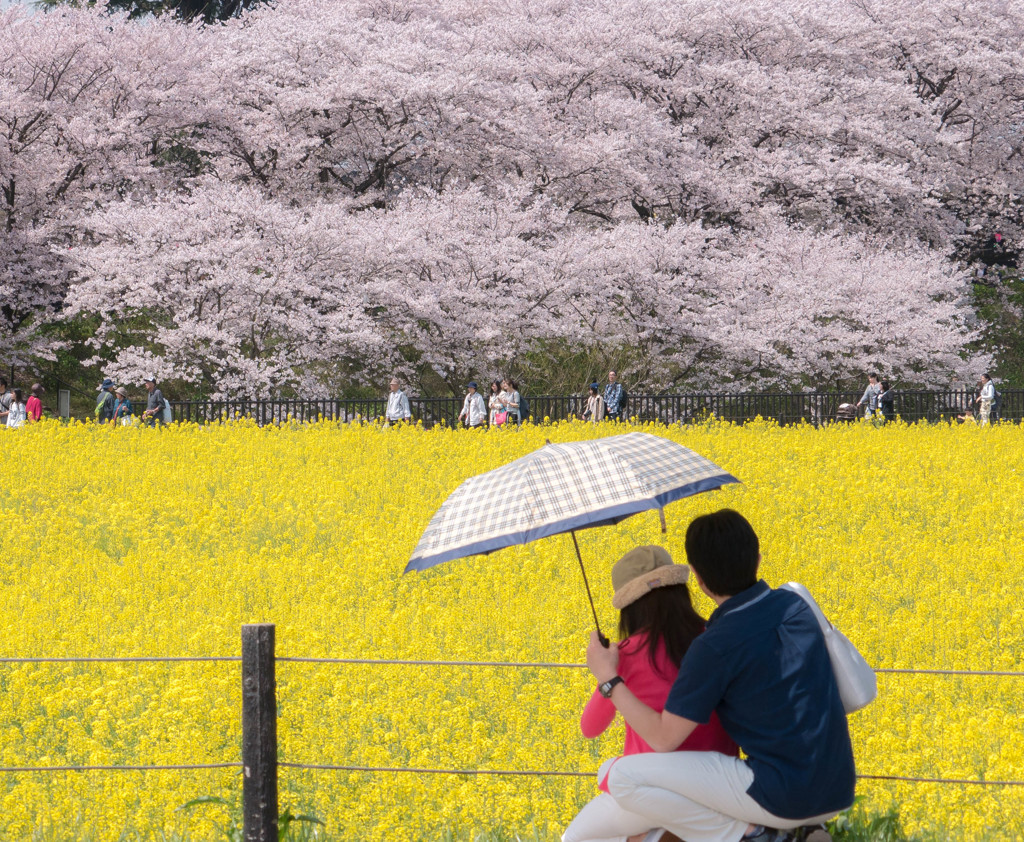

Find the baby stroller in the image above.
[{"left": 835, "top": 403, "right": 859, "bottom": 423}]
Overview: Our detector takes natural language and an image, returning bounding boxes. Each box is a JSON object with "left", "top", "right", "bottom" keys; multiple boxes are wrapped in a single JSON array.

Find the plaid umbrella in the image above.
[{"left": 406, "top": 432, "right": 740, "bottom": 642}]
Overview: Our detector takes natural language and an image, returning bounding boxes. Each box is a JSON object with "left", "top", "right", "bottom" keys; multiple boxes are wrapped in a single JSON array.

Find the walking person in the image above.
[
  {"left": 112, "top": 387, "right": 134, "bottom": 426},
  {"left": 488, "top": 380, "right": 503, "bottom": 426},
  {"left": 563, "top": 546, "right": 737, "bottom": 842},
  {"left": 141, "top": 376, "right": 165, "bottom": 426},
  {"left": 458, "top": 382, "right": 487, "bottom": 428},
  {"left": 878, "top": 380, "right": 895, "bottom": 422},
  {"left": 5, "top": 389, "right": 27, "bottom": 428},
  {"left": 0, "top": 377, "right": 13, "bottom": 425},
  {"left": 26, "top": 384, "right": 45, "bottom": 422},
  {"left": 583, "top": 383, "right": 605, "bottom": 423},
  {"left": 385, "top": 377, "right": 412, "bottom": 425},
  {"left": 586, "top": 509, "right": 855, "bottom": 842},
  {"left": 604, "top": 371, "right": 627, "bottom": 422},
  {"left": 977, "top": 373, "right": 996, "bottom": 426},
  {"left": 95, "top": 378, "right": 116, "bottom": 423},
  {"left": 855, "top": 373, "right": 880, "bottom": 419},
  {"left": 504, "top": 379, "right": 522, "bottom": 426}
]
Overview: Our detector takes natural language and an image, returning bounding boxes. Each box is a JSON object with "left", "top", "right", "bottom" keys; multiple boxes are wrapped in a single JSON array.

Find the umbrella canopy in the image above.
[{"left": 406, "top": 432, "right": 739, "bottom": 572}]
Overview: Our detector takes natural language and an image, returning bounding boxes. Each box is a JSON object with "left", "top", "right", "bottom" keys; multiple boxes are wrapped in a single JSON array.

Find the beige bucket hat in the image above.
[{"left": 611, "top": 545, "right": 690, "bottom": 609}]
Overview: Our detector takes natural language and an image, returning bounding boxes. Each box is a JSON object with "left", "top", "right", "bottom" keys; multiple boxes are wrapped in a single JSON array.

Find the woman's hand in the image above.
[{"left": 586, "top": 630, "right": 619, "bottom": 683}]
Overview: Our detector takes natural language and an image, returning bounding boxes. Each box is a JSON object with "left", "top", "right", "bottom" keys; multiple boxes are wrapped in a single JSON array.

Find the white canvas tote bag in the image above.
[{"left": 780, "top": 582, "right": 877, "bottom": 714}]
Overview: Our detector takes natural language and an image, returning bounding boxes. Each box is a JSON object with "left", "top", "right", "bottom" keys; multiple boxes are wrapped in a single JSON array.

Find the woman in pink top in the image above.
[
  {"left": 563, "top": 546, "right": 737, "bottom": 842},
  {"left": 26, "top": 384, "right": 44, "bottom": 422}
]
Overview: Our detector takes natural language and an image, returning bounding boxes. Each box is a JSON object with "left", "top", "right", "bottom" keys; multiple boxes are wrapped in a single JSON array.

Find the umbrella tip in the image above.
[{"left": 545, "top": 438, "right": 552, "bottom": 445}]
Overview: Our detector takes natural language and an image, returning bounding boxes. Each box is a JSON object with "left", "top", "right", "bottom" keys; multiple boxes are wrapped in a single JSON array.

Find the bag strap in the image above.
[{"left": 778, "top": 582, "right": 833, "bottom": 633}]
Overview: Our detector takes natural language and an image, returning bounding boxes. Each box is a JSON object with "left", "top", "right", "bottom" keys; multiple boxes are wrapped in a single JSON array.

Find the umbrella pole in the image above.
[{"left": 571, "top": 531, "right": 610, "bottom": 648}]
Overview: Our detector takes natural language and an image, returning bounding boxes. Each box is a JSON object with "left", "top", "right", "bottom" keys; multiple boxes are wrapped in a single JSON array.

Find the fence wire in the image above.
[
  {"left": 0, "top": 763, "right": 241, "bottom": 773},
  {"left": 5, "top": 654, "right": 1022, "bottom": 677},
  {"left": 2, "top": 654, "right": 1023, "bottom": 788},
  {"left": 276, "top": 763, "right": 1024, "bottom": 787},
  {"left": 1, "top": 760, "right": 1022, "bottom": 787},
  {"left": 0, "top": 656, "right": 240, "bottom": 663}
]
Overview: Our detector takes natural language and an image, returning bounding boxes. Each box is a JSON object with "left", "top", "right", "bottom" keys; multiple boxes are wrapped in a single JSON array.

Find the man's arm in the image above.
[{"left": 586, "top": 631, "right": 698, "bottom": 752}]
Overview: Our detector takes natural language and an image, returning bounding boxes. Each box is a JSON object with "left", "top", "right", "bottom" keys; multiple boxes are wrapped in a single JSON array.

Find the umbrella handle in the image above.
[{"left": 570, "top": 531, "right": 610, "bottom": 648}]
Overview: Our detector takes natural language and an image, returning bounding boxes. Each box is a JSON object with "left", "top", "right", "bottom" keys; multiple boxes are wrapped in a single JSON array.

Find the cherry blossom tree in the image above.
[
  {"left": 4, "top": 0, "right": 1021, "bottom": 396},
  {"left": 0, "top": 4, "right": 205, "bottom": 362}
]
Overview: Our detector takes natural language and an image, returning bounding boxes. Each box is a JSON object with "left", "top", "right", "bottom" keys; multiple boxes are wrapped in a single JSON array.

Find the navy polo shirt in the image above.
[{"left": 665, "top": 580, "right": 855, "bottom": 819}]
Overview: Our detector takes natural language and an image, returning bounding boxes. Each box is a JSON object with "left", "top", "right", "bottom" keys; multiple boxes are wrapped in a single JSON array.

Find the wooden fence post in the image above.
[{"left": 242, "top": 623, "right": 278, "bottom": 842}]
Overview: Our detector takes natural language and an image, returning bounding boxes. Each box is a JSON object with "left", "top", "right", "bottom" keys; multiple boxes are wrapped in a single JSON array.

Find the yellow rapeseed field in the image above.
[{"left": 0, "top": 418, "right": 1022, "bottom": 840}]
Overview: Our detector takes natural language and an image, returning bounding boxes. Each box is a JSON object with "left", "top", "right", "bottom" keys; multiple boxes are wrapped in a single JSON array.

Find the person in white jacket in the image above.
[
  {"left": 5, "top": 388, "right": 27, "bottom": 428},
  {"left": 978, "top": 374, "right": 996, "bottom": 426},
  {"left": 385, "top": 378, "right": 412, "bottom": 424},
  {"left": 459, "top": 382, "right": 487, "bottom": 428}
]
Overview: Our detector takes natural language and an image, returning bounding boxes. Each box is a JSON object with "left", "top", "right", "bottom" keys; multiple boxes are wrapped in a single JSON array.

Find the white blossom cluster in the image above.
[{"left": 2, "top": 0, "right": 1020, "bottom": 396}]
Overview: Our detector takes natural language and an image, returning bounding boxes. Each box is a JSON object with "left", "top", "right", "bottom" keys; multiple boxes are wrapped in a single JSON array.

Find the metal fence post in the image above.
[{"left": 242, "top": 623, "right": 278, "bottom": 842}]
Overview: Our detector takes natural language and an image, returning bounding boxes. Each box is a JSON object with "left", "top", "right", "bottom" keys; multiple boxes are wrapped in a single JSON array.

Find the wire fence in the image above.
[{"left": 2, "top": 647, "right": 1023, "bottom": 786}]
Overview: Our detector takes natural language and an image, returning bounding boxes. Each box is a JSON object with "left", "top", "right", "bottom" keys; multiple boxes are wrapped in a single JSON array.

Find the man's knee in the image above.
[{"left": 605, "top": 756, "right": 640, "bottom": 800}]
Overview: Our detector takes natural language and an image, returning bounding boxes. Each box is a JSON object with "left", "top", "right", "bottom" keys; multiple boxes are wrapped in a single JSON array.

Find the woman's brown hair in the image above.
[{"left": 618, "top": 584, "right": 706, "bottom": 677}]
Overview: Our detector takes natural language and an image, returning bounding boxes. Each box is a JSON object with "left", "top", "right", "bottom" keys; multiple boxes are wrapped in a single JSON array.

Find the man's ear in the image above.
[{"left": 691, "top": 567, "right": 710, "bottom": 598}]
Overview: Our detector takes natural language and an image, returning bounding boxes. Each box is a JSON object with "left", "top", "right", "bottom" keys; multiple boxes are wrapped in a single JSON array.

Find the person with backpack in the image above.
[
  {"left": 95, "top": 379, "right": 116, "bottom": 423},
  {"left": 604, "top": 371, "right": 627, "bottom": 422},
  {"left": 141, "top": 376, "right": 167, "bottom": 426}
]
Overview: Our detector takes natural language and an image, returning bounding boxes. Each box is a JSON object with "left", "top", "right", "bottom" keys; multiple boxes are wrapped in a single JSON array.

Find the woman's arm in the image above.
[
  {"left": 579, "top": 688, "right": 617, "bottom": 738},
  {"left": 586, "top": 631, "right": 697, "bottom": 752}
]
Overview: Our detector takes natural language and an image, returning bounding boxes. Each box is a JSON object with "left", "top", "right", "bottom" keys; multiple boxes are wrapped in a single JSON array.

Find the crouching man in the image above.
[{"left": 586, "top": 509, "right": 855, "bottom": 842}]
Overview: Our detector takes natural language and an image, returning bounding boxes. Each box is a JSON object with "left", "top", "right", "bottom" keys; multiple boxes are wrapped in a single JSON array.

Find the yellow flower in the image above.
[{"left": 0, "top": 418, "right": 1021, "bottom": 838}]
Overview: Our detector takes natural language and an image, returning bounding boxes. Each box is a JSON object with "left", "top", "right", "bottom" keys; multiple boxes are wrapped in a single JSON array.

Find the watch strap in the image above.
[{"left": 599, "top": 676, "right": 624, "bottom": 698}]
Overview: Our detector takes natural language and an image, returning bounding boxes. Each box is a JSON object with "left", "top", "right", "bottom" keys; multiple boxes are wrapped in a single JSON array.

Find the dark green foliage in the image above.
[
  {"left": 972, "top": 269, "right": 1024, "bottom": 387},
  {"left": 35, "top": 0, "right": 267, "bottom": 24}
]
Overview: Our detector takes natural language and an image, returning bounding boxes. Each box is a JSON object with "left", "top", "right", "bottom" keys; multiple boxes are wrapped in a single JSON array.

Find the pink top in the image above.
[
  {"left": 26, "top": 396, "right": 42, "bottom": 422},
  {"left": 581, "top": 630, "right": 737, "bottom": 757}
]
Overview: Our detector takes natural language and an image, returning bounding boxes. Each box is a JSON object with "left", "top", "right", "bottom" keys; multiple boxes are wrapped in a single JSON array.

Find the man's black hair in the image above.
[{"left": 684, "top": 509, "right": 760, "bottom": 597}]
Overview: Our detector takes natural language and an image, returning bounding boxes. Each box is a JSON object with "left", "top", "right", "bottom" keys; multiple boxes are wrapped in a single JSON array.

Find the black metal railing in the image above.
[{"left": 162, "top": 389, "right": 1019, "bottom": 428}]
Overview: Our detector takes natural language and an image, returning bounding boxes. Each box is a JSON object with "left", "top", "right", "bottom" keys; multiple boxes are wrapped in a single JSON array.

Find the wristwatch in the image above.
[{"left": 598, "top": 676, "right": 624, "bottom": 698}]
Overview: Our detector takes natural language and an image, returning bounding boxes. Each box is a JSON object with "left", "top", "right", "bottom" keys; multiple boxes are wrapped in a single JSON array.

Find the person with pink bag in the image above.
[{"left": 563, "top": 546, "right": 737, "bottom": 842}]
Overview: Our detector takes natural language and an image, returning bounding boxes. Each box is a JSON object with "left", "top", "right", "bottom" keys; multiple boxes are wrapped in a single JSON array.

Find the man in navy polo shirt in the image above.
[{"left": 586, "top": 509, "right": 855, "bottom": 842}]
